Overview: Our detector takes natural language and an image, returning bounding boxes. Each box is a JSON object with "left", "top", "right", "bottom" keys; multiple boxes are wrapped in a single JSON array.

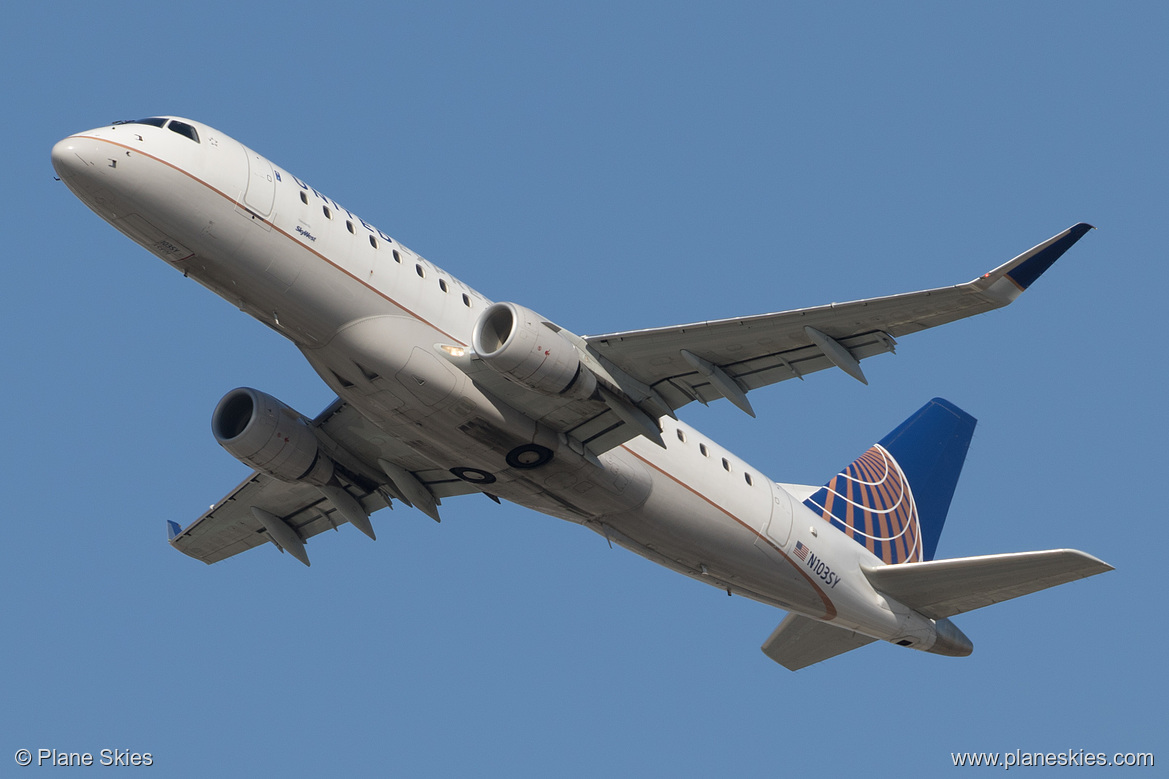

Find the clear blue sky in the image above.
[{"left": 4, "top": 2, "right": 1164, "bottom": 776}]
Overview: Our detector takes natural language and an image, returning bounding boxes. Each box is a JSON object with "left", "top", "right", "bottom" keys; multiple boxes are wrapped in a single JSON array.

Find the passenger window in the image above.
[
  {"left": 167, "top": 120, "right": 200, "bottom": 143},
  {"left": 393, "top": 250, "right": 401, "bottom": 263},
  {"left": 322, "top": 206, "right": 332, "bottom": 219},
  {"left": 415, "top": 264, "right": 425, "bottom": 278},
  {"left": 346, "top": 220, "right": 355, "bottom": 234},
  {"left": 439, "top": 279, "right": 448, "bottom": 292},
  {"left": 300, "top": 191, "right": 308, "bottom": 205},
  {"left": 744, "top": 473, "right": 753, "bottom": 486},
  {"left": 722, "top": 458, "right": 731, "bottom": 472},
  {"left": 369, "top": 235, "right": 379, "bottom": 249},
  {"left": 462, "top": 293, "right": 471, "bottom": 307},
  {"left": 676, "top": 429, "right": 686, "bottom": 443},
  {"left": 699, "top": 443, "right": 708, "bottom": 457}
]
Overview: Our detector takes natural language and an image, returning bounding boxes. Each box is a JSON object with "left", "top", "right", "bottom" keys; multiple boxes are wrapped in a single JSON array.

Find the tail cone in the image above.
[{"left": 930, "top": 617, "right": 974, "bottom": 658}]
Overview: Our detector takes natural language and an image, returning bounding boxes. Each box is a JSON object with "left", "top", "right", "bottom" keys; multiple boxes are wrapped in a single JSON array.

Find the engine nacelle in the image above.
[
  {"left": 471, "top": 302, "right": 597, "bottom": 400},
  {"left": 212, "top": 387, "right": 334, "bottom": 485}
]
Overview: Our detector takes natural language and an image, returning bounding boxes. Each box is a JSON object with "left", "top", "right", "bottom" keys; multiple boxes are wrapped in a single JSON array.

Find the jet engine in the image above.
[
  {"left": 471, "top": 302, "right": 597, "bottom": 400},
  {"left": 212, "top": 387, "right": 335, "bottom": 485}
]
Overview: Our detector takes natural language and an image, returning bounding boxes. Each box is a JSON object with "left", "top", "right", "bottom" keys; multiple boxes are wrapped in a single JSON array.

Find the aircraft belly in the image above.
[
  {"left": 596, "top": 444, "right": 830, "bottom": 615},
  {"left": 298, "top": 314, "right": 658, "bottom": 521}
]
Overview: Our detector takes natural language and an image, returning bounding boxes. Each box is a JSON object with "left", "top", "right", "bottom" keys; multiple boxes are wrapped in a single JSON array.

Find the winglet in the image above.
[
  {"left": 166, "top": 520, "right": 182, "bottom": 541},
  {"left": 976, "top": 223, "right": 1094, "bottom": 299}
]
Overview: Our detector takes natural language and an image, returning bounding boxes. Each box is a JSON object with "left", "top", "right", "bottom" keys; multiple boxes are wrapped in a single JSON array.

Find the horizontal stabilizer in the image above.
[
  {"left": 761, "top": 613, "right": 876, "bottom": 671},
  {"left": 862, "top": 549, "right": 1113, "bottom": 620}
]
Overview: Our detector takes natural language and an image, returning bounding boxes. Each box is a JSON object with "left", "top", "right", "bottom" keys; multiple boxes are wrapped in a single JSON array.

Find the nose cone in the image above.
[
  {"left": 52, "top": 132, "right": 130, "bottom": 208},
  {"left": 51, "top": 136, "right": 92, "bottom": 181}
]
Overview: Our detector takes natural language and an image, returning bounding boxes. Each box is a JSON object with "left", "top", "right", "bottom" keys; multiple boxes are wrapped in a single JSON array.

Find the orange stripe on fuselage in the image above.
[
  {"left": 72, "top": 135, "right": 466, "bottom": 346},
  {"left": 622, "top": 447, "right": 836, "bottom": 620}
]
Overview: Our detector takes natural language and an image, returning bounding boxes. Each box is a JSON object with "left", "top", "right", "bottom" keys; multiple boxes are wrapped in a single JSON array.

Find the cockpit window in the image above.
[
  {"left": 166, "top": 120, "right": 200, "bottom": 143},
  {"left": 119, "top": 117, "right": 200, "bottom": 143}
]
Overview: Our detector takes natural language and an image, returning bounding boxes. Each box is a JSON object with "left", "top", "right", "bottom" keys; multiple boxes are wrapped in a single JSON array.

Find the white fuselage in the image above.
[{"left": 52, "top": 118, "right": 950, "bottom": 651}]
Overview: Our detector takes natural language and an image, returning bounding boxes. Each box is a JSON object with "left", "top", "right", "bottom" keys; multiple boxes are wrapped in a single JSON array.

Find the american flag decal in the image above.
[{"left": 794, "top": 541, "right": 809, "bottom": 561}]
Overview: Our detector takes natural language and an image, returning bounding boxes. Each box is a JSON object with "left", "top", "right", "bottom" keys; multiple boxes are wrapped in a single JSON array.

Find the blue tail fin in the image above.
[{"left": 802, "top": 398, "right": 976, "bottom": 564}]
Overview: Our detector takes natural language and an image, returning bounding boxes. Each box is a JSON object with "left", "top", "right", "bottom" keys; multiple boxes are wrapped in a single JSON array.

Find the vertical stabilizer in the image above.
[{"left": 803, "top": 398, "right": 976, "bottom": 563}]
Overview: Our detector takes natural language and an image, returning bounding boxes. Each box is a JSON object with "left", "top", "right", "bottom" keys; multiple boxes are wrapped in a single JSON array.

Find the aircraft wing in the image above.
[
  {"left": 167, "top": 470, "right": 381, "bottom": 565},
  {"left": 584, "top": 224, "right": 1093, "bottom": 416},
  {"left": 168, "top": 399, "right": 484, "bottom": 565}
]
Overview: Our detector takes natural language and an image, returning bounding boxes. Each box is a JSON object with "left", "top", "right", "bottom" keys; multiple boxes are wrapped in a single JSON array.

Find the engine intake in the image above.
[
  {"left": 472, "top": 302, "right": 596, "bottom": 400},
  {"left": 212, "top": 387, "right": 334, "bottom": 485}
]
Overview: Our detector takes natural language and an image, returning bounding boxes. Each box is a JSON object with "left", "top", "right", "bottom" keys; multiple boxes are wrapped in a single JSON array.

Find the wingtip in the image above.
[
  {"left": 989, "top": 222, "right": 1095, "bottom": 293},
  {"left": 1065, "top": 548, "right": 1114, "bottom": 575}
]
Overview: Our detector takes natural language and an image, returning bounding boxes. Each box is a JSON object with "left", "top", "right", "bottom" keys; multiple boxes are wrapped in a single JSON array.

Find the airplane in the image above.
[{"left": 52, "top": 116, "right": 1111, "bottom": 670}]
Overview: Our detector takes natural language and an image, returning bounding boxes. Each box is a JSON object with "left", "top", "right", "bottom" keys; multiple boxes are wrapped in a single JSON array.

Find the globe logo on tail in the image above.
[{"left": 802, "top": 444, "right": 923, "bottom": 564}]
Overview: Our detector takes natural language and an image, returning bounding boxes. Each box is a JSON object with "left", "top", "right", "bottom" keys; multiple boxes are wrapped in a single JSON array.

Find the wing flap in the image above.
[
  {"left": 760, "top": 613, "right": 876, "bottom": 671},
  {"left": 652, "top": 330, "right": 897, "bottom": 408},
  {"left": 862, "top": 549, "right": 1113, "bottom": 620}
]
